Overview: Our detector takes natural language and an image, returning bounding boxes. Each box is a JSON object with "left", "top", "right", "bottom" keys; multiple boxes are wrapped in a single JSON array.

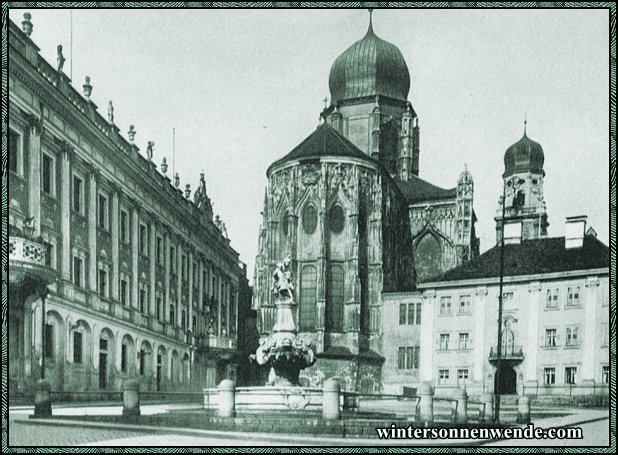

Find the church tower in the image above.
[
  {"left": 323, "top": 12, "right": 420, "bottom": 181},
  {"left": 495, "top": 121, "right": 549, "bottom": 243}
]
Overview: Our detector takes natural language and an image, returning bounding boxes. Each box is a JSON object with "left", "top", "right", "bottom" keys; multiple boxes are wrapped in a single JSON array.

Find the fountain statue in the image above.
[{"left": 252, "top": 255, "right": 316, "bottom": 386}]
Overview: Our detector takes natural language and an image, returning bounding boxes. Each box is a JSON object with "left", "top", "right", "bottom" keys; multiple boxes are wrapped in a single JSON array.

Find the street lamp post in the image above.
[
  {"left": 495, "top": 176, "right": 523, "bottom": 422},
  {"left": 37, "top": 282, "right": 49, "bottom": 380},
  {"left": 495, "top": 182, "right": 507, "bottom": 422}
]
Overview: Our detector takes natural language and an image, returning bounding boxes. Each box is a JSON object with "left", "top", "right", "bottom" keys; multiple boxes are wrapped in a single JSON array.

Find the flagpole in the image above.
[{"left": 70, "top": 10, "right": 73, "bottom": 80}]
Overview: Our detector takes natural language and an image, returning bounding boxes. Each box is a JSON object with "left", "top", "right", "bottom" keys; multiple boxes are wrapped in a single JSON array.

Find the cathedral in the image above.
[{"left": 253, "top": 16, "right": 479, "bottom": 391}]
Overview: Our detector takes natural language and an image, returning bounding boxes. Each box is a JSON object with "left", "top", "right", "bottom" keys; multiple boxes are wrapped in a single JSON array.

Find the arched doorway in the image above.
[
  {"left": 98, "top": 328, "right": 115, "bottom": 390},
  {"left": 495, "top": 364, "right": 517, "bottom": 395}
]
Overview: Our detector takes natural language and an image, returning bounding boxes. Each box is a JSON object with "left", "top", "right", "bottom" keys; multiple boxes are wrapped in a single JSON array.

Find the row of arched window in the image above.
[{"left": 42, "top": 311, "right": 190, "bottom": 391}]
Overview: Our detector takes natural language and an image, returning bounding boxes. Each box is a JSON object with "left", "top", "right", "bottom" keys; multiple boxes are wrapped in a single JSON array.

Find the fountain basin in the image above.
[{"left": 204, "top": 386, "right": 359, "bottom": 412}]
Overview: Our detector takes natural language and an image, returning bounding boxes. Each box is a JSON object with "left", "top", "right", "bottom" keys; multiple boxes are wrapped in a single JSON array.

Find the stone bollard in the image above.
[
  {"left": 517, "top": 395, "right": 531, "bottom": 424},
  {"left": 218, "top": 379, "right": 236, "bottom": 417},
  {"left": 322, "top": 379, "right": 341, "bottom": 420},
  {"left": 417, "top": 382, "right": 434, "bottom": 424},
  {"left": 451, "top": 387, "right": 468, "bottom": 423},
  {"left": 480, "top": 393, "right": 494, "bottom": 423},
  {"left": 33, "top": 379, "right": 52, "bottom": 418},
  {"left": 122, "top": 379, "right": 140, "bottom": 417}
]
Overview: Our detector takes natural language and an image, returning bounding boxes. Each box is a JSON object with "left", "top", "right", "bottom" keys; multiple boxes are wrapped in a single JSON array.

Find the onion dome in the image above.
[
  {"left": 503, "top": 122, "right": 545, "bottom": 177},
  {"left": 328, "top": 19, "right": 410, "bottom": 105}
]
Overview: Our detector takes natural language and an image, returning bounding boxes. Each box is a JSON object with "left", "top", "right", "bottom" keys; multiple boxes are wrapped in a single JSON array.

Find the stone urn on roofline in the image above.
[{"left": 251, "top": 255, "right": 316, "bottom": 386}]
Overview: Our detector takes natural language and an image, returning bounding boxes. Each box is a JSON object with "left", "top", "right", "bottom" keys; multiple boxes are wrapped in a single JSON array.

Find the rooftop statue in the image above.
[
  {"left": 146, "top": 141, "right": 154, "bottom": 162},
  {"left": 56, "top": 45, "right": 65, "bottom": 73}
]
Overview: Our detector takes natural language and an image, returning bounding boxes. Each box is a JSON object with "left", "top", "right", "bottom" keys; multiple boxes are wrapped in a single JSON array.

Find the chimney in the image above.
[
  {"left": 503, "top": 221, "right": 522, "bottom": 244},
  {"left": 565, "top": 215, "right": 587, "bottom": 249}
]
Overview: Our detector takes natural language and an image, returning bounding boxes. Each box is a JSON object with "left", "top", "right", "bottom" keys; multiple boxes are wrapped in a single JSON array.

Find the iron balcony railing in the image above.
[{"left": 489, "top": 345, "right": 524, "bottom": 360}]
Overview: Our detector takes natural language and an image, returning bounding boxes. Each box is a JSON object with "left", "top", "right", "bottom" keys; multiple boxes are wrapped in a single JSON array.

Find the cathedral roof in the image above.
[
  {"left": 421, "top": 235, "right": 608, "bottom": 284},
  {"left": 503, "top": 124, "right": 545, "bottom": 177},
  {"left": 328, "top": 20, "right": 410, "bottom": 105},
  {"left": 395, "top": 176, "right": 457, "bottom": 204},
  {"left": 267, "top": 123, "right": 375, "bottom": 175}
]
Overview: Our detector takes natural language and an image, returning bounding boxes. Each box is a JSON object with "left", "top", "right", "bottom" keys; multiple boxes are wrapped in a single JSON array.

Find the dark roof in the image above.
[
  {"left": 267, "top": 123, "right": 375, "bottom": 175},
  {"left": 396, "top": 175, "right": 457, "bottom": 204},
  {"left": 423, "top": 235, "right": 609, "bottom": 284}
]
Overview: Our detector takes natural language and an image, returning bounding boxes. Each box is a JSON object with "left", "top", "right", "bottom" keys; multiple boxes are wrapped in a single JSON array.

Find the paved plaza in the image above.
[{"left": 6, "top": 404, "right": 611, "bottom": 447}]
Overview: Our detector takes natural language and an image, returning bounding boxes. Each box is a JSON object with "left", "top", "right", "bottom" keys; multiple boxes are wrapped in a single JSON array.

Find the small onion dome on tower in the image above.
[
  {"left": 503, "top": 121, "right": 545, "bottom": 178},
  {"left": 328, "top": 15, "right": 410, "bottom": 106}
]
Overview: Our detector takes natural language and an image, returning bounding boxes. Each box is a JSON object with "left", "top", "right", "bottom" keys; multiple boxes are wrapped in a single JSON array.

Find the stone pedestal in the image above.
[
  {"left": 517, "top": 395, "right": 530, "bottom": 424},
  {"left": 452, "top": 387, "right": 468, "bottom": 423},
  {"left": 322, "top": 379, "right": 340, "bottom": 420},
  {"left": 272, "top": 299, "right": 296, "bottom": 332},
  {"left": 33, "top": 379, "right": 51, "bottom": 418},
  {"left": 122, "top": 379, "right": 140, "bottom": 417},
  {"left": 480, "top": 393, "right": 494, "bottom": 423},
  {"left": 218, "top": 379, "right": 236, "bottom": 417},
  {"left": 417, "top": 382, "right": 434, "bottom": 424}
]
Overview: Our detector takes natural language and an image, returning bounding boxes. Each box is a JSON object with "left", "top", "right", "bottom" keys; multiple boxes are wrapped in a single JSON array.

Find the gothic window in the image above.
[
  {"left": 302, "top": 205, "right": 317, "bottom": 235},
  {"left": 329, "top": 205, "right": 345, "bottom": 234},
  {"left": 414, "top": 233, "right": 442, "bottom": 282},
  {"left": 327, "top": 264, "right": 344, "bottom": 332},
  {"left": 299, "top": 265, "right": 317, "bottom": 331},
  {"left": 281, "top": 210, "right": 289, "bottom": 236}
]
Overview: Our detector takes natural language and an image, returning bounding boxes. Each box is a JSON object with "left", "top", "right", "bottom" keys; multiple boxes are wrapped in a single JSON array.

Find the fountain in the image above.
[
  {"left": 203, "top": 255, "right": 320, "bottom": 411},
  {"left": 252, "top": 255, "right": 316, "bottom": 386}
]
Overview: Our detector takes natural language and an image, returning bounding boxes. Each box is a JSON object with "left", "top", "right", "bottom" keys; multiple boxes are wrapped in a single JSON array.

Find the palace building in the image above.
[{"left": 7, "top": 14, "right": 250, "bottom": 396}]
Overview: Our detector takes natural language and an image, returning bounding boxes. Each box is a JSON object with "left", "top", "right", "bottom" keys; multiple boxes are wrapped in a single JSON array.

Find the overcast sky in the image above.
[{"left": 9, "top": 7, "right": 610, "bottom": 275}]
